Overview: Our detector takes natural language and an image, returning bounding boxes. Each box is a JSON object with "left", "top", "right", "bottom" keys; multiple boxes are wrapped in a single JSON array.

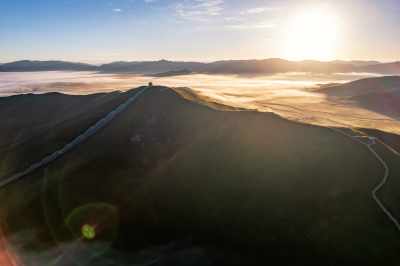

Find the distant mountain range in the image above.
[
  {"left": 1, "top": 59, "right": 399, "bottom": 75},
  {"left": 0, "top": 60, "right": 97, "bottom": 72}
]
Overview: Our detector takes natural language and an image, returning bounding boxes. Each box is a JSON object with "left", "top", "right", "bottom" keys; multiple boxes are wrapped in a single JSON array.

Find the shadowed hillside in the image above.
[
  {"left": 320, "top": 76, "right": 400, "bottom": 119},
  {"left": 0, "top": 87, "right": 400, "bottom": 266},
  {"left": 361, "top": 62, "right": 400, "bottom": 75},
  {"left": 0, "top": 90, "right": 135, "bottom": 178}
]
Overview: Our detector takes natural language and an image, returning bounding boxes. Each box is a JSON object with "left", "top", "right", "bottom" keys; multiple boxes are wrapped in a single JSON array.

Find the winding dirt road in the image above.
[
  {"left": 256, "top": 99, "right": 400, "bottom": 232},
  {"left": 332, "top": 128, "right": 400, "bottom": 231}
]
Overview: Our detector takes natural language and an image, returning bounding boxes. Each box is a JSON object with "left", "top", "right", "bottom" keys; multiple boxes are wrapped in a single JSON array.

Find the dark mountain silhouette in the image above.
[
  {"left": 1, "top": 59, "right": 400, "bottom": 75},
  {"left": 98, "top": 58, "right": 357, "bottom": 74},
  {"left": 359, "top": 62, "right": 400, "bottom": 75},
  {"left": 99, "top": 59, "right": 205, "bottom": 74},
  {"left": 149, "top": 69, "right": 193, "bottom": 77},
  {"left": 332, "top": 60, "right": 381, "bottom": 67},
  {"left": 201, "top": 59, "right": 355, "bottom": 74},
  {"left": 0, "top": 60, "right": 98, "bottom": 72}
]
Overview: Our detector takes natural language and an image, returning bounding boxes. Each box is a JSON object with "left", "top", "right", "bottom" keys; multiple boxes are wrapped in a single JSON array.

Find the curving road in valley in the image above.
[{"left": 336, "top": 129, "right": 400, "bottom": 231}]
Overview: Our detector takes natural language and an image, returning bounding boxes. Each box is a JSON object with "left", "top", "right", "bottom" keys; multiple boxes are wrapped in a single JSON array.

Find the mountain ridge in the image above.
[
  {"left": 0, "top": 60, "right": 98, "bottom": 72},
  {"left": 1, "top": 59, "right": 400, "bottom": 75}
]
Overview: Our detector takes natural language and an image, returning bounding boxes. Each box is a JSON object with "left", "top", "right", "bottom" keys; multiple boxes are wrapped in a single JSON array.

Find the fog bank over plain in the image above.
[{"left": 1, "top": 71, "right": 400, "bottom": 135}]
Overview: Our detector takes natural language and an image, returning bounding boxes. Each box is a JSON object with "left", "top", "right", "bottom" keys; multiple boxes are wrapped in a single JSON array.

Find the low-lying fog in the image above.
[
  {"left": 0, "top": 71, "right": 379, "bottom": 96},
  {"left": 1, "top": 71, "right": 399, "bottom": 134}
]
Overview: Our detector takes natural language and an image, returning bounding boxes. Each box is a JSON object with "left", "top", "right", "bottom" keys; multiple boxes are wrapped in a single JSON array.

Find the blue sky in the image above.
[{"left": 0, "top": 0, "right": 399, "bottom": 63}]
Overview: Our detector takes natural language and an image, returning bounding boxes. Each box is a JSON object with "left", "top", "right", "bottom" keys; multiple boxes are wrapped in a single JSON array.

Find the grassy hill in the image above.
[
  {"left": 320, "top": 76, "right": 400, "bottom": 119},
  {"left": 0, "top": 91, "right": 134, "bottom": 179},
  {"left": 0, "top": 87, "right": 400, "bottom": 265}
]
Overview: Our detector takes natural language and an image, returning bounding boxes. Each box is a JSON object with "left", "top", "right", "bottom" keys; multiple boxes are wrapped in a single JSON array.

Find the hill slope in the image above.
[
  {"left": 320, "top": 76, "right": 400, "bottom": 119},
  {"left": 0, "top": 87, "right": 400, "bottom": 266},
  {"left": 360, "top": 62, "right": 400, "bottom": 75},
  {"left": 0, "top": 90, "right": 135, "bottom": 178}
]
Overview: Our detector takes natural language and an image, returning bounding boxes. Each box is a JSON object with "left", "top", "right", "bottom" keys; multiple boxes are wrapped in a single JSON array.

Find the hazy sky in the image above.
[{"left": 1, "top": 0, "right": 399, "bottom": 63}]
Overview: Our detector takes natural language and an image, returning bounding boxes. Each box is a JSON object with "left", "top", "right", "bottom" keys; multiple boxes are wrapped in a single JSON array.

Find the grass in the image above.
[{"left": 1, "top": 87, "right": 400, "bottom": 265}]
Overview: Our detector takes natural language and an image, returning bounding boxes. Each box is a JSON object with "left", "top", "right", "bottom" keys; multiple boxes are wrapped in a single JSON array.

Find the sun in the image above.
[{"left": 283, "top": 7, "right": 340, "bottom": 61}]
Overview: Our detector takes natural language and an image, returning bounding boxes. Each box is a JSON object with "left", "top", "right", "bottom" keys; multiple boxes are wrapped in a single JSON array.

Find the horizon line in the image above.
[{"left": 1, "top": 57, "right": 399, "bottom": 65}]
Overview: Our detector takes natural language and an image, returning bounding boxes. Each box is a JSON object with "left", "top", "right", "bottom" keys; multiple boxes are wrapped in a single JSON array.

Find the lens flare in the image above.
[
  {"left": 81, "top": 224, "right": 96, "bottom": 240},
  {"left": 65, "top": 202, "right": 119, "bottom": 244}
]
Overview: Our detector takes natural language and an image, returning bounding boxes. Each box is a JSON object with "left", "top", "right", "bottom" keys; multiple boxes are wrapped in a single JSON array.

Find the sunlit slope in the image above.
[
  {"left": 175, "top": 76, "right": 400, "bottom": 135},
  {"left": 1, "top": 87, "right": 400, "bottom": 265},
  {"left": 0, "top": 91, "right": 134, "bottom": 178}
]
